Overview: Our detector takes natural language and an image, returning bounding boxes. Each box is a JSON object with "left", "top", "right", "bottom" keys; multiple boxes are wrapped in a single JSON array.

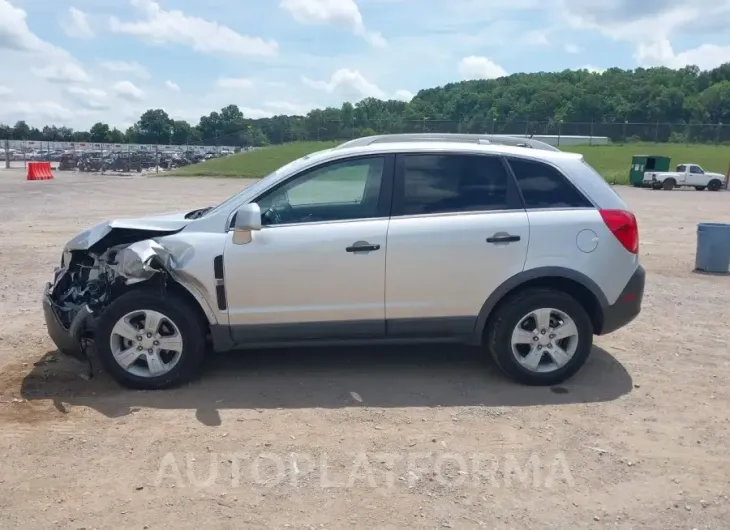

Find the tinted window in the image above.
[
  {"left": 257, "top": 156, "right": 384, "bottom": 225},
  {"left": 508, "top": 158, "right": 592, "bottom": 209},
  {"left": 399, "top": 154, "right": 512, "bottom": 215},
  {"left": 690, "top": 165, "right": 703, "bottom": 174}
]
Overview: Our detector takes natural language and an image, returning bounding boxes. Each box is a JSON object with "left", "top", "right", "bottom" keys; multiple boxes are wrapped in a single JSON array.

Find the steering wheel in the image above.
[{"left": 262, "top": 202, "right": 294, "bottom": 225}]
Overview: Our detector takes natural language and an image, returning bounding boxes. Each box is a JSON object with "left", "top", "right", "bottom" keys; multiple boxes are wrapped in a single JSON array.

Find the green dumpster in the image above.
[{"left": 629, "top": 155, "right": 671, "bottom": 187}]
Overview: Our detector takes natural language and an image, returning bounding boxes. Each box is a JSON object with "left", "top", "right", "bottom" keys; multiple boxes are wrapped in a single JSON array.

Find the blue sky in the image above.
[{"left": 1, "top": 0, "right": 729, "bottom": 129}]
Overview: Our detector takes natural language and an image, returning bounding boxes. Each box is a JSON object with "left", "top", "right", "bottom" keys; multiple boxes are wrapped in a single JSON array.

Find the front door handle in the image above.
[
  {"left": 486, "top": 234, "right": 521, "bottom": 244},
  {"left": 346, "top": 241, "right": 381, "bottom": 252}
]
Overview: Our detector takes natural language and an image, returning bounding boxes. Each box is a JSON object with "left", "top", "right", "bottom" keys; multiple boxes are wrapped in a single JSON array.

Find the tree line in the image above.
[{"left": 2, "top": 63, "right": 730, "bottom": 147}]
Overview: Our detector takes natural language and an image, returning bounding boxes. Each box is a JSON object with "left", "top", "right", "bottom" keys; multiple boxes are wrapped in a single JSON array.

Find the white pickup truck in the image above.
[{"left": 643, "top": 163, "right": 726, "bottom": 191}]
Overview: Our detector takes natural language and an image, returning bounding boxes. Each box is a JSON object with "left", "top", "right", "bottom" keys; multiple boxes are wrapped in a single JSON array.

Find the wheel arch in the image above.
[
  {"left": 114, "top": 277, "right": 214, "bottom": 334},
  {"left": 473, "top": 267, "right": 608, "bottom": 344}
]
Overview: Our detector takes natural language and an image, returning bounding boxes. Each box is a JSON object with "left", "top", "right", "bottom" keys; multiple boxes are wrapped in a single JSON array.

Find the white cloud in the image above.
[
  {"left": 0, "top": 85, "right": 11, "bottom": 96},
  {"left": 66, "top": 86, "right": 106, "bottom": 99},
  {"left": 303, "top": 68, "right": 386, "bottom": 99},
  {"left": 31, "top": 63, "right": 90, "bottom": 84},
  {"left": 281, "top": 0, "right": 386, "bottom": 47},
  {"left": 458, "top": 56, "right": 507, "bottom": 80},
  {"left": 100, "top": 60, "right": 150, "bottom": 79},
  {"left": 110, "top": 0, "right": 278, "bottom": 57},
  {"left": 11, "top": 101, "right": 74, "bottom": 122},
  {"left": 635, "top": 40, "right": 730, "bottom": 71},
  {"left": 393, "top": 89, "right": 414, "bottom": 101},
  {"left": 165, "top": 80, "right": 180, "bottom": 91},
  {"left": 264, "top": 101, "right": 315, "bottom": 115},
  {"left": 581, "top": 65, "right": 606, "bottom": 74},
  {"left": 0, "top": 0, "right": 52, "bottom": 53},
  {"left": 217, "top": 77, "right": 254, "bottom": 89},
  {"left": 63, "top": 7, "right": 94, "bottom": 39},
  {"left": 561, "top": 0, "right": 730, "bottom": 70},
  {"left": 564, "top": 43, "right": 581, "bottom": 54},
  {"left": 65, "top": 86, "right": 108, "bottom": 110},
  {"left": 111, "top": 80, "right": 145, "bottom": 101}
]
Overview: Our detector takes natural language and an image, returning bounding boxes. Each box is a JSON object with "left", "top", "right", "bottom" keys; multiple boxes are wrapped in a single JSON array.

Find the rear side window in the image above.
[
  {"left": 397, "top": 154, "right": 515, "bottom": 215},
  {"left": 508, "top": 158, "right": 592, "bottom": 209}
]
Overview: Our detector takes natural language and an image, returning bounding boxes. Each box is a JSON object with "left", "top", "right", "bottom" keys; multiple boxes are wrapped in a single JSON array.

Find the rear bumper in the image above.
[
  {"left": 42, "top": 282, "right": 93, "bottom": 360},
  {"left": 598, "top": 265, "right": 645, "bottom": 335}
]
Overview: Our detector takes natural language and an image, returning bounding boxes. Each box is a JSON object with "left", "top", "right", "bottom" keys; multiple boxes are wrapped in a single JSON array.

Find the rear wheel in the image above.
[
  {"left": 486, "top": 288, "right": 593, "bottom": 386},
  {"left": 708, "top": 179, "right": 722, "bottom": 192},
  {"left": 662, "top": 178, "right": 675, "bottom": 190},
  {"left": 94, "top": 290, "right": 207, "bottom": 390}
]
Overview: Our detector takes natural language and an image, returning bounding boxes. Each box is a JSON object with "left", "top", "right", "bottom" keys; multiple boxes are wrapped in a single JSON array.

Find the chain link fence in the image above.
[
  {"left": 191, "top": 119, "right": 730, "bottom": 148},
  {"left": 4, "top": 119, "right": 729, "bottom": 170}
]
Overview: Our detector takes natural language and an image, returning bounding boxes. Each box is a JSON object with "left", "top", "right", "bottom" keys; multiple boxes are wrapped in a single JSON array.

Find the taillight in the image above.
[{"left": 600, "top": 209, "right": 639, "bottom": 254}]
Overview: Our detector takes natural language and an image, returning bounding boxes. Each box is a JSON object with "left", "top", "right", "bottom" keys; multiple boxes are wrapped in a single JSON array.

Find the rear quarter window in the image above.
[{"left": 507, "top": 158, "right": 593, "bottom": 209}]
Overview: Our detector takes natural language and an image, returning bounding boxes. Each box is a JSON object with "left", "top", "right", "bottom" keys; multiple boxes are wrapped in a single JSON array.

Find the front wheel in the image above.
[
  {"left": 485, "top": 288, "right": 594, "bottom": 386},
  {"left": 708, "top": 179, "right": 722, "bottom": 192},
  {"left": 94, "top": 290, "right": 208, "bottom": 390}
]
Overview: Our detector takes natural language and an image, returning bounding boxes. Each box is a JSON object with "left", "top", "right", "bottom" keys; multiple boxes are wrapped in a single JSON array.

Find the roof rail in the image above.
[{"left": 336, "top": 133, "right": 561, "bottom": 152}]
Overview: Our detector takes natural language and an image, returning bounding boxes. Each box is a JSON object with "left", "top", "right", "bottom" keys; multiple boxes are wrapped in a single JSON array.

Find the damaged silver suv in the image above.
[{"left": 43, "top": 134, "right": 644, "bottom": 390}]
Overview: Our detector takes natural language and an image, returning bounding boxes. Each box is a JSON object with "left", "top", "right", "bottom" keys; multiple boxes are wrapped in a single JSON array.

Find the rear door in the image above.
[{"left": 384, "top": 152, "right": 529, "bottom": 338}]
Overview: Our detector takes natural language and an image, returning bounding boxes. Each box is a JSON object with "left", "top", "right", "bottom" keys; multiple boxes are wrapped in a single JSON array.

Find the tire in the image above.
[
  {"left": 708, "top": 179, "right": 722, "bottom": 192},
  {"left": 662, "top": 178, "right": 675, "bottom": 190},
  {"left": 485, "top": 288, "right": 593, "bottom": 386},
  {"left": 695, "top": 186, "right": 706, "bottom": 191},
  {"left": 94, "top": 290, "right": 207, "bottom": 390}
]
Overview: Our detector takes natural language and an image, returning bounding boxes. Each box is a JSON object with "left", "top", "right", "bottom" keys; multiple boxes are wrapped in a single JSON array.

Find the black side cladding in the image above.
[{"left": 213, "top": 255, "right": 227, "bottom": 310}]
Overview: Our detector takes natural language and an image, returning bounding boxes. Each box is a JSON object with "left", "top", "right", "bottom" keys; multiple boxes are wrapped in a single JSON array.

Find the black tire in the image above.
[
  {"left": 94, "top": 290, "right": 208, "bottom": 390},
  {"left": 695, "top": 186, "right": 706, "bottom": 191},
  {"left": 708, "top": 179, "right": 722, "bottom": 192},
  {"left": 485, "top": 288, "right": 594, "bottom": 386},
  {"left": 662, "top": 178, "right": 675, "bottom": 190}
]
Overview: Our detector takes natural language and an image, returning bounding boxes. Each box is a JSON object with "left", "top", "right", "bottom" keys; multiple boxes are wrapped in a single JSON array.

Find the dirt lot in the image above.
[{"left": 1, "top": 168, "right": 730, "bottom": 529}]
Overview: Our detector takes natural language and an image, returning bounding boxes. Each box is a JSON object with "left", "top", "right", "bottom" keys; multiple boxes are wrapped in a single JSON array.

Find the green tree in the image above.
[
  {"left": 136, "top": 109, "right": 173, "bottom": 144},
  {"left": 13, "top": 120, "right": 30, "bottom": 139},
  {"left": 89, "top": 122, "right": 111, "bottom": 143}
]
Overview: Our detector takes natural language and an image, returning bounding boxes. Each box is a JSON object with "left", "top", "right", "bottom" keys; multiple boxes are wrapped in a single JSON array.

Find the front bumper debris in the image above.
[{"left": 42, "top": 282, "right": 93, "bottom": 361}]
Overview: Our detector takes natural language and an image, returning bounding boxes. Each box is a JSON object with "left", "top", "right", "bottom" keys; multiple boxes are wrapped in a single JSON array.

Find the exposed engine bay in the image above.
[{"left": 44, "top": 226, "right": 186, "bottom": 362}]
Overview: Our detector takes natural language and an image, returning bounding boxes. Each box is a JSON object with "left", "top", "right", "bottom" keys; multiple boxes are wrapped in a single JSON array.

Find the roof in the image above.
[{"left": 337, "top": 133, "right": 560, "bottom": 152}]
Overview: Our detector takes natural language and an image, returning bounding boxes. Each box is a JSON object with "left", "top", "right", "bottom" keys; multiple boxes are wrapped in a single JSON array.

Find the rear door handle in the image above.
[
  {"left": 346, "top": 241, "right": 381, "bottom": 252},
  {"left": 486, "top": 234, "right": 521, "bottom": 244}
]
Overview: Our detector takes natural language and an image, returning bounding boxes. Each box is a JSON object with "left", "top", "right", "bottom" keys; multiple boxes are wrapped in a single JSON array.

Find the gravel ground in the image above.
[{"left": 1, "top": 168, "right": 730, "bottom": 529}]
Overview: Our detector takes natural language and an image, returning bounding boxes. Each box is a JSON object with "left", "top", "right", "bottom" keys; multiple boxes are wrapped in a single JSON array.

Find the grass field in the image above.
[{"left": 171, "top": 140, "right": 730, "bottom": 184}]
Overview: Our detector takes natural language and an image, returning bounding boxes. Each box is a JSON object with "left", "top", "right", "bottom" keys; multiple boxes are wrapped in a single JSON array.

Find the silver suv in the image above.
[{"left": 43, "top": 134, "right": 645, "bottom": 389}]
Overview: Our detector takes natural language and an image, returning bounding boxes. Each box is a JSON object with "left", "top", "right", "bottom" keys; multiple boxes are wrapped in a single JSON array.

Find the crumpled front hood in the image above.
[{"left": 64, "top": 211, "right": 192, "bottom": 251}]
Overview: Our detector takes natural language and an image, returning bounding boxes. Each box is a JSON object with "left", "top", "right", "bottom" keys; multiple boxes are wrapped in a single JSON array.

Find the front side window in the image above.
[
  {"left": 690, "top": 165, "right": 704, "bottom": 174},
  {"left": 397, "top": 154, "right": 513, "bottom": 215},
  {"left": 508, "top": 158, "right": 592, "bottom": 209},
  {"left": 257, "top": 156, "right": 385, "bottom": 225}
]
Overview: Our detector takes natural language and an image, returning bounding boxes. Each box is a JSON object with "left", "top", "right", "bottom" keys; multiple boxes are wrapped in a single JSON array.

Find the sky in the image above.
[{"left": 1, "top": 0, "right": 729, "bottom": 130}]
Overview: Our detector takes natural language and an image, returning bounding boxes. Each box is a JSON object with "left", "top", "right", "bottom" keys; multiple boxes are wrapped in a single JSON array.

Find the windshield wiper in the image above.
[{"left": 185, "top": 206, "right": 212, "bottom": 219}]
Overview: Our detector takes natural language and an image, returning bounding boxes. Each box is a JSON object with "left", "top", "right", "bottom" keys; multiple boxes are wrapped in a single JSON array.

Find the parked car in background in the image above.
[
  {"left": 43, "top": 134, "right": 644, "bottom": 390},
  {"left": 643, "top": 163, "right": 725, "bottom": 191}
]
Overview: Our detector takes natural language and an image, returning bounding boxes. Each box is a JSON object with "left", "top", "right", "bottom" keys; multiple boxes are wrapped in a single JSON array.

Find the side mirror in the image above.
[{"left": 233, "top": 203, "right": 261, "bottom": 231}]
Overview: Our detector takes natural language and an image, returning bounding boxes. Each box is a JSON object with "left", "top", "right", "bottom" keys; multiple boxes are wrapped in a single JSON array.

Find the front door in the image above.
[
  {"left": 385, "top": 152, "right": 529, "bottom": 337},
  {"left": 223, "top": 154, "right": 394, "bottom": 344}
]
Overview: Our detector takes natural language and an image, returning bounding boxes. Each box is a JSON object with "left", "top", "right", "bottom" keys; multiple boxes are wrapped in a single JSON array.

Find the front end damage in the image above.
[{"left": 43, "top": 225, "right": 188, "bottom": 363}]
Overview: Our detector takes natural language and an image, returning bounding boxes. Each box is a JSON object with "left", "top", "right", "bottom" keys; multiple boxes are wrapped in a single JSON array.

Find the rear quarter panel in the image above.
[{"left": 523, "top": 209, "right": 639, "bottom": 305}]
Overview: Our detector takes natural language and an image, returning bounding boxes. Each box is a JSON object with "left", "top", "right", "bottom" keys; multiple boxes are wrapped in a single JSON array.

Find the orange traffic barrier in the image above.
[{"left": 27, "top": 161, "right": 54, "bottom": 181}]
